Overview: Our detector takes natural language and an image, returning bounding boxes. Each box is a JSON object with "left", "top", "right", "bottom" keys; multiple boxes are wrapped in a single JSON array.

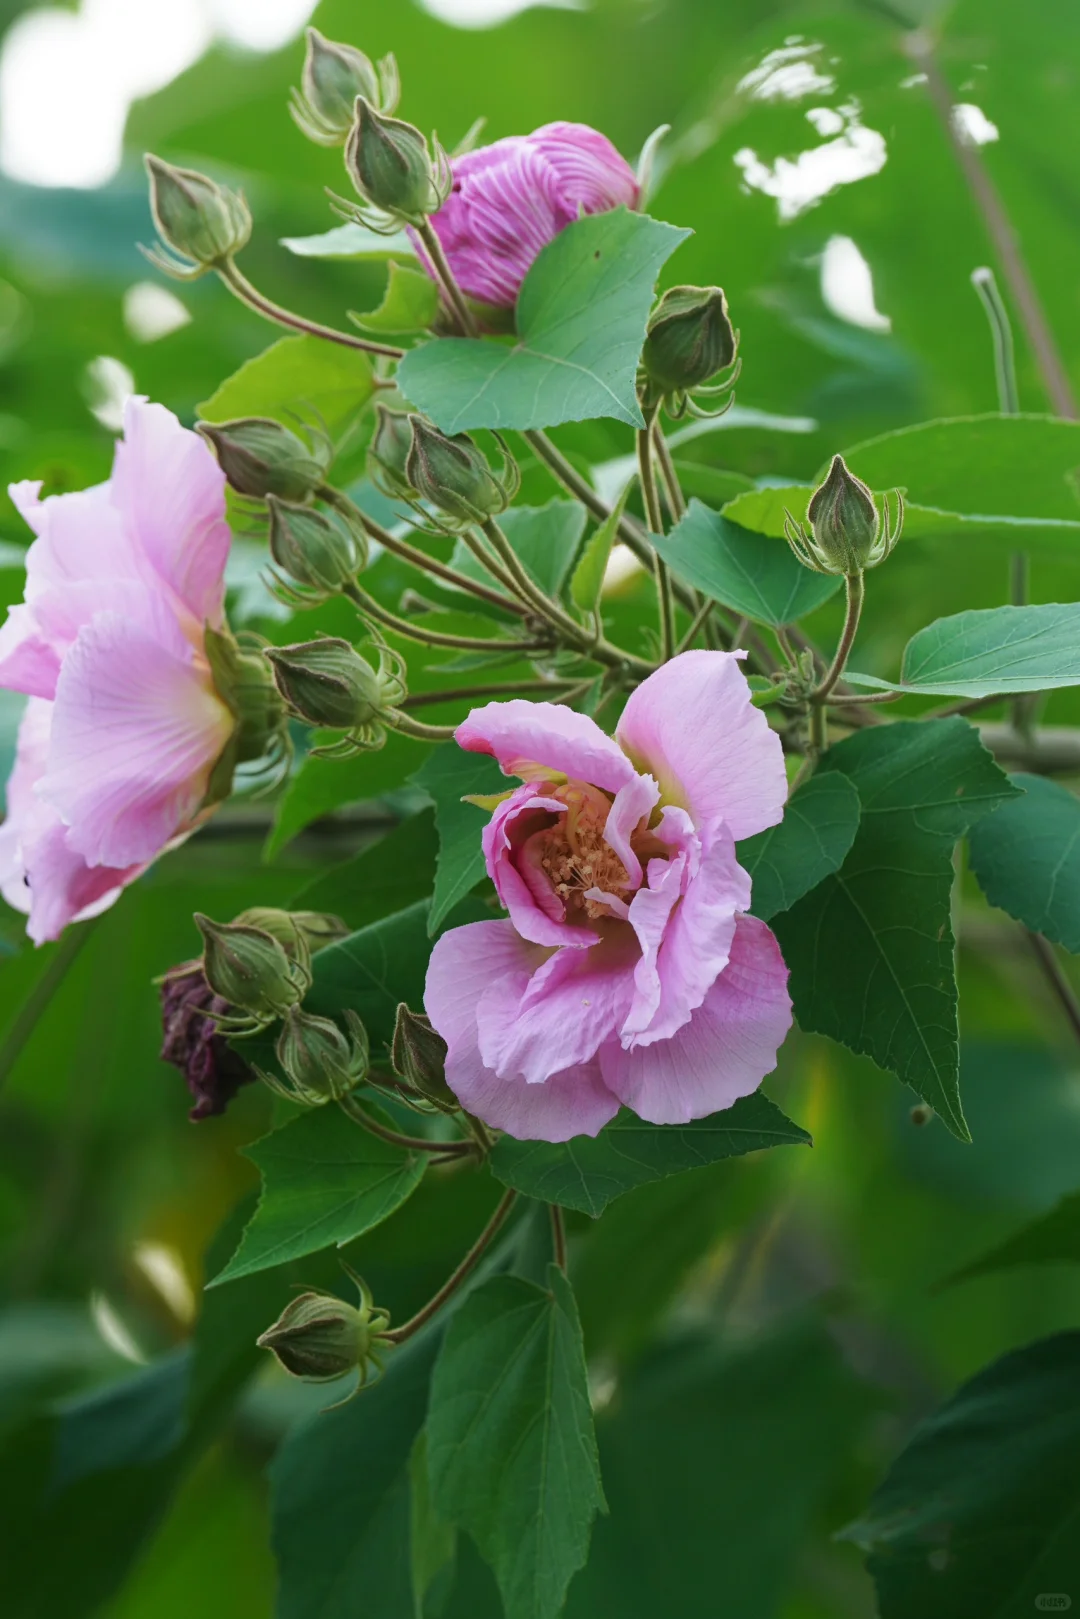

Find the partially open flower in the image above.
[
  {"left": 416, "top": 122, "right": 639, "bottom": 309},
  {"left": 424, "top": 652, "right": 793, "bottom": 1141},
  {"left": 0, "top": 398, "right": 272, "bottom": 943}
]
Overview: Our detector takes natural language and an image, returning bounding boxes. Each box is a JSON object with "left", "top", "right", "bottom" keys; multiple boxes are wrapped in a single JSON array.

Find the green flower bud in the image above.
[
  {"left": 642, "top": 285, "right": 737, "bottom": 398},
  {"left": 265, "top": 638, "right": 401, "bottom": 731},
  {"left": 291, "top": 29, "right": 392, "bottom": 146},
  {"left": 275, "top": 1006, "right": 370, "bottom": 1105},
  {"left": 194, "top": 913, "right": 307, "bottom": 1022},
  {"left": 367, "top": 404, "right": 416, "bottom": 501},
  {"left": 406, "top": 417, "right": 512, "bottom": 527},
  {"left": 233, "top": 907, "right": 349, "bottom": 961},
  {"left": 257, "top": 1269, "right": 390, "bottom": 1388},
  {"left": 197, "top": 417, "right": 330, "bottom": 503},
  {"left": 143, "top": 155, "right": 251, "bottom": 277},
  {"left": 266, "top": 495, "right": 363, "bottom": 595},
  {"left": 344, "top": 97, "right": 435, "bottom": 221},
  {"left": 785, "top": 455, "right": 903, "bottom": 577},
  {"left": 391, "top": 1003, "right": 457, "bottom": 1111}
]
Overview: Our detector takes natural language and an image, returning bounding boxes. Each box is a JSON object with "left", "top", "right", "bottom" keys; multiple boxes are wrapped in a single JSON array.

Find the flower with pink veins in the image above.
[
  {"left": 424, "top": 651, "right": 794, "bottom": 1142},
  {"left": 415, "top": 121, "right": 640, "bottom": 310},
  {"left": 0, "top": 396, "right": 256, "bottom": 944}
]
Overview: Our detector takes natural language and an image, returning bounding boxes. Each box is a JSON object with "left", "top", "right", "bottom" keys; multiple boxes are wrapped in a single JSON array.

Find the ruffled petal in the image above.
[
  {"left": 0, "top": 604, "right": 62, "bottom": 699},
  {"left": 425, "top": 920, "right": 619, "bottom": 1140},
  {"left": 602, "top": 772, "right": 659, "bottom": 889},
  {"left": 600, "top": 914, "right": 792, "bottom": 1124},
  {"left": 458, "top": 697, "right": 636, "bottom": 794},
  {"left": 10, "top": 479, "right": 139, "bottom": 600},
  {"left": 616, "top": 651, "right": 787, "bottom": 841},
  {"left": 476, "top": 926, "right": 639, "bottom": 1084},
  {"left": 483, "top": 784, "right": 585, "bottom": 948},
  {"left": 110, "top": 397, "right": 229, "bottom": 628},
  {"left": 40, "top": 611, "right": 232, "bottom": 869}
]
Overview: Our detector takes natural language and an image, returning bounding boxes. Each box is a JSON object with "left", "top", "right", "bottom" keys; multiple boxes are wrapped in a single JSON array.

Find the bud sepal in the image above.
[
  {"left": 257, "top": 1263, "right": 391, "bottom": 1404},
  {"left": 142, "top": 155, "right": 252, "bottom": 280},
  {"left": 367, "top": 404, "right": 416, "bottom": 501},
  {"left": 290, "top": 29, "right": 399, "bottom": 147},
  {"left": 784, "top": 455, "right": 904, "bottom": 576}
]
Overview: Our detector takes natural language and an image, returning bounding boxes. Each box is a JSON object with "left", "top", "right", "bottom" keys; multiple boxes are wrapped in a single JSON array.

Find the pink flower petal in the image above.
[
  {"left": 482, "top": 783, "right": 584, "bottom": 947},
  {"left": 0, "top": 604, "right": 62, "bottom": 699},
  {"left": 458, "top": 697, "right": 636, "bottom": 794},
  {"left": 616, "top": 651, "right": 787, "bottom": 841},
  {"left": 600, "top": 914, "right": 792, "bottom": 1124},
  {"left": 11, "top": 479, "right": 139, "bottom": 600},
  {"left": 602, "top": 772, "right": 659, "bottom": 888},
  {"left": 40, "top": 611, "right": 232, "bottom": 868},
  {"left": 476, "top": 925, "right": 639, "bottom": 1084},
  {"left": 110, "top": 397, "right": 229, "bottom": 629},
  {"left": 425, "top": 920, "right": 619, "bottom": 1140}
]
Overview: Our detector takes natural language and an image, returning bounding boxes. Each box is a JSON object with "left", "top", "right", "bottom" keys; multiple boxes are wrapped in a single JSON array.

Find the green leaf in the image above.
[
  {"left": 738, "top": 772, "right": 862, "bottom": 922},
  {"left": 351, "top": 261, "right": 440, "bottom": 335},
  {"left": 411, "top": 745, "right": 505, "bottom": 934},
  {"left": 449, "top": 501, "right": 587, "bottom": 605},
  {"left": 198, "top": 335, "right": 376, "bottom": 474},
  {"left": 267, "top": 731, "right": 429, "bottom": 859},
  {"left": 846, "top": 604, "right": 1080, "bottom": 697},
  {"left": 271, "top": 1332, "right": 440, "bottom": 1619},
  {"left": 968, "top": 774, "right": 1080, "bottom": 950},
  {"left": 720, "top": 485, "right": 812, "bottom": 540},
  {"left": 427, "top": 1266, "right": 604, "bottom": 1619},
  {"left": 210, "top": 1106, "right": 427, "bottom": 1285},
  {"left": 843, "top": 1331, "right": 1080, "bottom": 1618},
  {"left": 289, "top": 811, "right": 439, "bottom": 933},
  {"left": 280, "top": 223, "right": 418, "bottom": 260},
  {"left": 773, "top": 720, "right": 1019, "bottom": 1140},
  {"left": 490, "top": 1094, "right": 810, "bottom": 1217},
  {"left": 651, "top": 499, "right": 841, "bottom": 626},
  {"left": 397, "top": 209, "right": 691, "bottom": 434},
  {"left": 571, "top": 488, "right": 629, "bottom": 614},
  {"left": 307, "top": 900, "right": 445, "bottom": 1050},
  {"left": 944, "top": 1191, "right": 1080, "bottom": 1287}
]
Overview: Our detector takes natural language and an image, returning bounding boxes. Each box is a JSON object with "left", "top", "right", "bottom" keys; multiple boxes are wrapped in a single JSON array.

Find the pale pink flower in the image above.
[
  {"left": 417, "top": 121, "right": 640, "bottom": 309},
  {"left": 0, "top": 397, "right": 235, "bottom": 943},
  {"left": 425, "top": 652, "right": 793, "bottom": 1141}
]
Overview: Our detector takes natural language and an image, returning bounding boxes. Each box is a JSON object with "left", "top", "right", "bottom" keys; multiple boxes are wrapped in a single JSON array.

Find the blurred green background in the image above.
[{"left": 2, "top": 0, "right": 1080, "bottom": 1614}]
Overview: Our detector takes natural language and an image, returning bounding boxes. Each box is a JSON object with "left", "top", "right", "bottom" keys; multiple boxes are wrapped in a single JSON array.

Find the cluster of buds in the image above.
[
  {"left": 266, "top": 634, "right": 407, "bottom": 755},
  {"left": 369, "top": 410, "right": 520, "bottom": 532},
  {"left": 143, "top": 155, "right": 252, "bottom": 280},
  {"left": 785, "top": 455, "right": 904, "bottom": 578},
  {"left": 198, "top": 417, "right": 332, "bottom": 505},
  {"left": 339, "top": 98, "right": 452, "bottom": 232},
  {"left": 639, "top": 285, "right": 741, "bottom": 419},
  {"left": 257, "top": 1263, "right": 391, "bottom": 1404},
  {"left": 159, "top": 908, "right": 348, "bottom": 1117},
  {"left": 290, "top": 27, "right": 400, "bottom": 146}
]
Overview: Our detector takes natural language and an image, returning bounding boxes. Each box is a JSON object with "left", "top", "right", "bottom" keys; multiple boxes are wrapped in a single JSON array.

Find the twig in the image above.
[
  {"left": 1024, "top": 929, "right": 1080, "bottom": 1047},
  {"left": 381, "top": 1188, "right": 518, "bottom": 1344},
  {"left": 339, "top": 1093, "right": 474, "bottom": 1155},
  {"left": 219, "top": 261, "right": 405, "bottom": 361},
  {"left": 549, "top": 1204, "right": 567, "bottom": 1270}
]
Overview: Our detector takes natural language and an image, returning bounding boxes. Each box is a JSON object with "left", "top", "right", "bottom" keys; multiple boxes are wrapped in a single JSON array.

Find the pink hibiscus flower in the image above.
[
  {"left": 0, "top": 397, "right": 235, "bottom": 943},
  {"left": 425, "top": 651, "right": 794, "bottom": 1142},
  {"left": 417, "top": 121, "right": 640, "bottom": 309}
]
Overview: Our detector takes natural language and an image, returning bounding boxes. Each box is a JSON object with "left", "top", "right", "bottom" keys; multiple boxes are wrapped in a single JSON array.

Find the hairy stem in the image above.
[
  {"left": 813, "top": 572, "right": 865, "bottom": 705},
  {"left": 415, "top": 220, "right": 479, "bottom": 336},
  {"left": 382, "top": 1189, "right": 518, "bottom": 1344},
  {"left": 652, "top": 423, "right": 687, "bottom": 520},
  {"left": 637, "top": 410, "right": 675, "bottom": 662},
  {"left": 343, "top": 580, "right": 548, "bottom": 654},
  {"left": 675, "top": 595, "right": 716, "bottom": 654},
  {"left": 219, "top": 260, "right": 405, "bottom": 360},
  {"left": 387, "top": 712, "right": 460, "bottom": 741},
  {"left": 339, "top": 1093, "right": 474, "bottom": 1156}
]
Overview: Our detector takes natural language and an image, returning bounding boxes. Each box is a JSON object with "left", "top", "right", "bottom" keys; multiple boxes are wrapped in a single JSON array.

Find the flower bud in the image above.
[
  {"left": 267, "top": 495, "right": 363, "bottom": 594},
  {"left": 291, "top": 29, "right": 399, "bottom": 146},
  {"left": 406, "top": 417, "right": 512, "bottom": 526},
  {"left": 785, "top": 455, "right": 904, "bottom": 577},
  {"left": 265, "top": 638, "right": 397, "bottom": 731},
  {"left": 345, "top": 97, "right": 435, "bottom": 221},
  {"left": 197, "top": 418, "right": 330, "bottom": 503},
  {"left": 235, "top": 907, "right": 349, "bottom": 958},
  {"left": 275, "top": 1006, "right": 370, "bottom": 1105},
  {"left": 367, "top": 404, "right": 416, "bottom": 501},
  {"left": 144, "top": 155, "right": 251, "bottom": 276},
  {"left": 391, "top": 1003, "right": 457, "bottom": 1111},
  {"left": 641, "top": 285, "right": 737, "bottom": 397},
  {"left": 257, "top": 1271, "right": 390, "bottom": 1387},
  {"left": 194, "top": 913, "right": 307, "bottom": 1021}
]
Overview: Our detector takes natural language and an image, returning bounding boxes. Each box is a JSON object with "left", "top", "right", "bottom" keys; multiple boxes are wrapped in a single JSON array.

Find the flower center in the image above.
[{"left": 534, "top": 782, "right": 632, "bottom": 921}]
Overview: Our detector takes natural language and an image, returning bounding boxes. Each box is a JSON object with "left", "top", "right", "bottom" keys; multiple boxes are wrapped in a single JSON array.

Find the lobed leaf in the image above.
[
  {"left": 652, "top": 498, "right": 840, "bottom": 626},
  {"left": 739, "top": 771, "right": 862, "bottom": 920},
  {"left": 411, "top": 745, "right": 505, "bottom": 934},
  {"left": 846, "top": 603, "right": 1080, "bottom": 697}
]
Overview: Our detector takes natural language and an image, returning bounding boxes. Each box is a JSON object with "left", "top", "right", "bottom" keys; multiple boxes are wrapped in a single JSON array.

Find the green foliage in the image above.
[
  {"left": 289, "top": 811, "right": 439, "bottom": 933},
  {"left": 652, "top": 499, "right": 841, "bottom": 626},
  {"left": 774, "top": 721, "right": 1018, "bottom": 1138},
  {"left": 427, "top": 1266, "right": 604, "bottom": 1619},
  {"left": 490, "top": 1095, "right": 809, "bottom": 1216},
  {"left": 845, "top": 1332, "right": 1080, "bottom": 1617},
  {"left": 968, "top": 773, "right": 1080, "bottom": 950},
  {"left": 211, "top": 1106, "right": 427, "bottom": 1284},
  {"left": 945, "top": 1191, "right": 1080, "bottom": 1286},
  {"left": 849, "top": 603, "right": 1080, "bottom": 696},
  {"left": 738, "top": 772, "right": 862, "bottom": 922},
  {"left": 350, "top": 261, "right": 440, "bottom": 334},
  {"left": 397, "top": 210, "right": 691, "bottom": 432},
  {"left": 449, "top": 501, "right": 587, "bottom": 605},
  {"left": 570, "top": 490, "right": 628, "bottom": 615},
  {"left": 411, "top": 745, "right": 504, "bottom": 933}
]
